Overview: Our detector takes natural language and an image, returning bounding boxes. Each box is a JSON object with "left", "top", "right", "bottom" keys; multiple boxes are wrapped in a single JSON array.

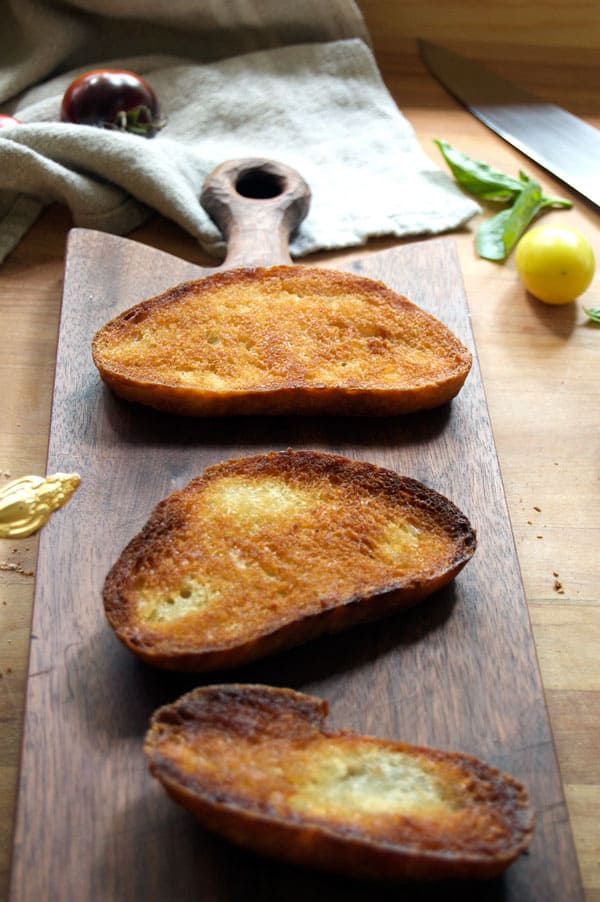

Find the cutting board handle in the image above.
[{"left": 200, "top": 158, "right": 311, "bottom": 268}]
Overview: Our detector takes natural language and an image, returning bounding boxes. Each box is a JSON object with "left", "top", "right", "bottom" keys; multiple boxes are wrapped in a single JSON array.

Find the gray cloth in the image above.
[{"left": 0, "top": 0, "right": 479, "bottom": 264}]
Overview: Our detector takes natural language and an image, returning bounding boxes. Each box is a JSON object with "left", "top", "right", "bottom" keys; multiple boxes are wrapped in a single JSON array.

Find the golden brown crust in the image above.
[
  {"left": 144, "top": 684, "right": 534, "bottom": 882},
  {"left": 91, "top": 265, "right": 472, "bottom": 416},
  {"left": 103, "top": 450, "right": 475, "bottom": 670}
]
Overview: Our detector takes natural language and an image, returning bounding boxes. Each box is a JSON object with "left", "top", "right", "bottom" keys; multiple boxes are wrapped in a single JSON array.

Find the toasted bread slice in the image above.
[
  {"left": 91, "top": 265, "right": 472, "bottom": 416},
  {"left": 145, "top": 684, "right": 534, "bottom": 881},
  {"left": 103, "top": 450, "right": 475, "bottom": 670}
]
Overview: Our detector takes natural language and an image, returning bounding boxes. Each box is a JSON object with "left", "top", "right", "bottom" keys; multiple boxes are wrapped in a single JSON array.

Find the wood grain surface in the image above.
[
  {"left": 7, "top": 226, "right": 581, "bottom": 900},
  {"left": 1, "top": 26, "right": 599, "bottom": 902}
]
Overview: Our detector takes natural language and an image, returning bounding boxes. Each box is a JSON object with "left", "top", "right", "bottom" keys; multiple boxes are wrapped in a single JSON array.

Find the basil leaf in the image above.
[
  {"left": 435, "top": 139, "right": 574, "bottom": 261},
  {"left": 475, "top": 209, "right": 512, "bottom": 260},
  {"left": 541, "top": 195, "right": 573, "bottom": 209},
  {"left": 584, "top": 307, "right": 600, "bottom": 324},
  {"left": 500, "top": 179, "right": 545, "bottom": 256},
  {"left": 435, "top": 139, "right": 523, "bottom": 200},
  {"left": 476, "top": 180, "right": 544, "bottom": 260}
]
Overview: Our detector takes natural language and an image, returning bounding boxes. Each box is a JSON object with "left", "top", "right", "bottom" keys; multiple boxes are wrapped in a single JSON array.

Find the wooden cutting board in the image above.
[{"left": 9, "top": 160, "right": 582, "bottom": 901}]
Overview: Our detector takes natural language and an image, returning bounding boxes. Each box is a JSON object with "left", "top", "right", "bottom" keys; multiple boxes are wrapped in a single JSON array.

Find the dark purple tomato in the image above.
[
  {"left": 60, "top": 69, "right": 163, "bottom": 137},
  {"left": 0, "top": 114, "right": 22, "bottom": 128}
]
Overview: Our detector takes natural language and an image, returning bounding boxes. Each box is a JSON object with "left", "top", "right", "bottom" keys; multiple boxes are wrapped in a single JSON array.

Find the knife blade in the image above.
[{"left": 418, "top": 40, "right": 600, "bottom": 210}]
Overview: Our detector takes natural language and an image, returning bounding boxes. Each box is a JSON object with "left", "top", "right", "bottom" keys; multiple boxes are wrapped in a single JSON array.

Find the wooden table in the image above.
[{"left": 1, "top": 23, "right": 598, "bottom": 902}]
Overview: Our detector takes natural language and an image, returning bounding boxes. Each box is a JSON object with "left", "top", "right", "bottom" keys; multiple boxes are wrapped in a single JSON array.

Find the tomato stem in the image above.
[{"left": 111, "top": 105, "right": 164, "bottom": 137}]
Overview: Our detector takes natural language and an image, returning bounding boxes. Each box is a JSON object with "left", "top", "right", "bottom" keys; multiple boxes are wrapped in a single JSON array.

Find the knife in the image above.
[{"left": 418, "top": 40, "right": 600, "bottom": 210}]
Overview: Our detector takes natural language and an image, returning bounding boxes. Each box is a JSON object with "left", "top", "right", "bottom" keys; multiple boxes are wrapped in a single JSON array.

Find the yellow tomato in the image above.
[{"left": 515, "top": 224, "right": 595, "bottom": 305}]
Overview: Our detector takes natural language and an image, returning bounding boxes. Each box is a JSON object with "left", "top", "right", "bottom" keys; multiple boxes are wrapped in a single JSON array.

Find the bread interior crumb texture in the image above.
[
  {"left": 133, "top": 473, "right": 453, "bottom": 638},
  {"left": 107, "top": 274, "right": 466, "bottom": 390},
  {"left": 163, "top": 727, "right": 483, "bottom": 838}
]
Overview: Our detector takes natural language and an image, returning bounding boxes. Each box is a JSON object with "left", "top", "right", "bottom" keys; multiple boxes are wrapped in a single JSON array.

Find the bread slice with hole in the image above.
[
  {"left": 145, "top": 684, "right": 534, "bottom": 882},
  {"left": 103, "top": 450, "right": 475, "bottom": 671},
  {"left": 91, "top": 265, "right": 472, "bottom": 416}
]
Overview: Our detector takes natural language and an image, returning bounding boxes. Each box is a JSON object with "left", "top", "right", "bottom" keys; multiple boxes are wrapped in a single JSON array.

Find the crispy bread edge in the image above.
[
  {"left": 103, "top": 450, "right": 476, "bottom": 671},
  {"left": 91, "top": 265, "right": 472, "bottom": 416},
  {"left": 144, "top": 684, "right": 535, "bottom": 882}
]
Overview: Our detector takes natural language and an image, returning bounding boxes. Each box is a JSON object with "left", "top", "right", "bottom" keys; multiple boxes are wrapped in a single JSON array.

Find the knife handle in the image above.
[{"left": 200, "top": 158, "right": 311, "bottom": 268}]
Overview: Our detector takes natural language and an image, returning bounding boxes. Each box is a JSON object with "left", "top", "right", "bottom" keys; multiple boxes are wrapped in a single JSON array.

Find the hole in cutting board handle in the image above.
[
  {"left": 200, "top": 158, "right": 311, "bottom": 267},
  {"left": 235, "top": 168, "right": 285, "bottom": 200}
]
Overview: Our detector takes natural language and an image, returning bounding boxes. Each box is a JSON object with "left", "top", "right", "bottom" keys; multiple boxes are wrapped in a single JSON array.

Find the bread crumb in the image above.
[
  {"left": 553, "top": 578, "right": 565, "bottom": 595},
  {"left": 533, "top": 506, "right": 541, "bottom": 512},
  {"left": 0, "top": 560, "right": 34, "bottom": 576}
]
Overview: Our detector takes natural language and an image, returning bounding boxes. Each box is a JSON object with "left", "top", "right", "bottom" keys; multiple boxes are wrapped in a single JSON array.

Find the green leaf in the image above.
[
  {"left": 475, "top": 209, "right": 512, "bottom": 260},
  {"left": 476, "top": 179, "right": 544, "bottom": 260},
  {"left": 435, "top": 139, "right": 574, "bottom": 261},
  {"left": 584, "top": 306, "right": 600, "bottom": 324},
  {"left": 434, "top": 139, "right": 524, "bottom": 201},
  {"left": 500, "top": 178, "right": 545, "bottom": 256},
  {"left": 540, "top": 195, "right": 573, "bottom": 210}
]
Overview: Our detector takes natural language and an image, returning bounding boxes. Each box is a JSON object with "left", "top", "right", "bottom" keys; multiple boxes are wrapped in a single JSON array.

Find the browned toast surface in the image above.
[
  {"left": 91, "top": 265, "right": 472, "bottom": 415},
  {"left": 103, "top": 450, "right": 475, "bottom": 670},
  {"left": 145, "top": 684, "right": 534, "bottom": 881}
]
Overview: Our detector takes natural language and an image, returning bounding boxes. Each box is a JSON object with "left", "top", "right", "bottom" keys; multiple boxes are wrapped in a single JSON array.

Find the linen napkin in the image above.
[{"left": 0, "top": 0, "right": 479, "bottom": 264}]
